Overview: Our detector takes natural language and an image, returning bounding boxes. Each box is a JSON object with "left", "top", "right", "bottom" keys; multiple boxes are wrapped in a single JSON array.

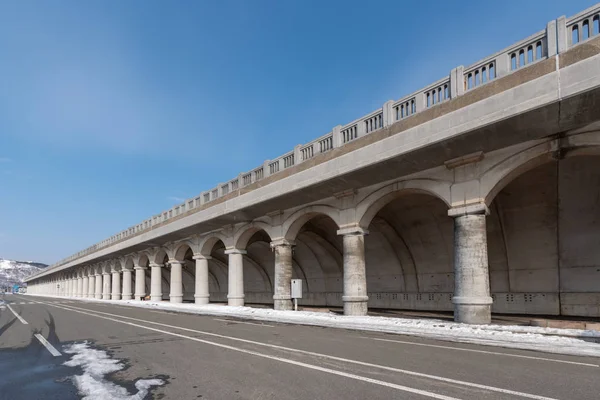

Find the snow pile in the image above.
[
  {"left": 63, "top": 342, "right": 164, "bottom": 400},
  {"left": 31, "top": 293, "right": 600, "bottom": 357}
]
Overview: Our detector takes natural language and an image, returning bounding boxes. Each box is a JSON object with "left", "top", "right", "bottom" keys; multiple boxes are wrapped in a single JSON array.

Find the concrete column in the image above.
[
  {"left": 102, "top": 273, "right": 111, "bottom": 300},
  {"left": 193, "top": 255, "right": 210, "bottom": 305},
  {"left": 150, "top": 263, "right": 163, "bottom": 301},
  {"left": 338, "top": 227, "right": 369, "bottom": 316},
  {"left": 271, "top": 241, "right": 293, "bottom": 311},
  {"left": 82, "top": 275, "right": 89, "bottom": 298},
  {"left": 225, "top": 249, "right": 246, "bottom": 306},
  {"left": 94, "top": 274, "right": 102, "bottom": 299},
  {"left": 134, "top": 266, "right": 147, "bottom": 300},
  {"left": 122, "top": 268, "right": 133, "bottom": 300},
  {"left": 77, "top": 277, "right": 83, "bottom": 298},
  {"left": 88, "top": 275, "right": 95, "bottom": 299},
  {"left": 111, "top": 270, "right": 121, "bottom": 300},
  {"left": 448, "top": 204, "right": 493, "bottom": 324},
  {"left": 169, "top": 260, "right": 183, "bottom": 303}
]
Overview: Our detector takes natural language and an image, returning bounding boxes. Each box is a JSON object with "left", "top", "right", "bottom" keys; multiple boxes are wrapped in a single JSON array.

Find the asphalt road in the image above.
[{"left": 1, "top": 293, "right": 599, "bottom": 400}]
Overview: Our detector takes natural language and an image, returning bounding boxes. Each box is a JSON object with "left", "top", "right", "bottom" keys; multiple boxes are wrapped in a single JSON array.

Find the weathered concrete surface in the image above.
[
  {"left": 341, "top": 231, "right": 369, "bottom": 316},
  {"left": 451, "top": 211, "right": 493, "bottom": 324},
  {"left": 272, "top": 243, "right": 293, "bottom": 311}
]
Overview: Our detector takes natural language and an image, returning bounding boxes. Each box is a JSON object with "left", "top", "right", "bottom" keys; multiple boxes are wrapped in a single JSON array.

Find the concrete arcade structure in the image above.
[{"left": 26, "top": 5, "right": 600, "bottom": 324}]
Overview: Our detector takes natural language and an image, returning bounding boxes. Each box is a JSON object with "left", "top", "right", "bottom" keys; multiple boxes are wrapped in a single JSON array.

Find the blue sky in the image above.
[{"left": 0, "top": 0, "right": 594, "bottom": 263}]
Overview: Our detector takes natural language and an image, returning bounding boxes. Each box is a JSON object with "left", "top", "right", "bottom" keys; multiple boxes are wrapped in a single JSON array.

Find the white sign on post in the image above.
[
  {"left": 291, "top": 279, "right": 302, "bottom": 298},
  {"left": 291, "top": 279, "right": 302, "bottom": 311}
]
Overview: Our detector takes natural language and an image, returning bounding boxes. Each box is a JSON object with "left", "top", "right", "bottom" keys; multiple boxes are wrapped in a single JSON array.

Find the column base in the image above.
[
  {"left": 274, "top": 298, "right": 293, "bottom": 311},
  {"left": 342, "top": 296, "right": 369, "bottom": 316},
  {"left": 122, "top": 294, "right": 132, "bottom": 300},
  {"left": 150, "top": 295, "right": 162, "bottom": 302},
  {"left": 95, "top": 294, "right": 102, "bottom": 299},
  {"left": 454, "top": 304, "right": 491, "bottom": 324},
  {"left": 134, "top": 293, "right": 146, "bottom": 301},
  {"left": 453, "top": 296, "right": 492, "bottom": 324},
  {"left": 170, "top": 296, "right": 183, "bottom": 303},
  {"left": 195, "top": 295, "right": 209, "bottom": 305},
  {"left": 102, "top": 294, "right": 110, "bottom": 300},
  {"left": 228, "top": 296, "right": 244, "bottom": 307},
  {"left": 111, "top": 294, "right": 121, "bottom": 301}
]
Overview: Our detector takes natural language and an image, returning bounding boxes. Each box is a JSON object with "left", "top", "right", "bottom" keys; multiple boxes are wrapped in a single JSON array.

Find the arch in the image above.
[
  {"left": 173, "top": 241, "right": 193, "bottom": 261},
  {"left": 101, "top": 262, "right": 112, "bottom": 274},
  {"left": 481, "top": 132, "right": 600, "bottom": 205},
  {"left": 135, "top": 252, "right": 150, "bottom": 267},
  {"left": 123, "top": 256, "right": 134, "bottom": 270},
  {"left": 356, "top": 180, "right": 451, "bottom": 229},
  {"left": 112, "top": 259, "right": 124, "bottom": 272},
  {"left": 233, "top": 221, "right": 276, "bottom": 250},
  {"left": 198, "top": 233, "right": 231, "bottom": 256},
  {"left": 282, "top": 205, "right": 342, "bottom": 241},
  {"left": 151, "top": 248, "right": 169, "bottom": 265}
]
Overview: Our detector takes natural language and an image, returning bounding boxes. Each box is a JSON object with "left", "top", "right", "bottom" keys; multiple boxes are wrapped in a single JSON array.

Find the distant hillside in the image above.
[{"left": 0, "top": 258, "right": 48, "bottom": 287}]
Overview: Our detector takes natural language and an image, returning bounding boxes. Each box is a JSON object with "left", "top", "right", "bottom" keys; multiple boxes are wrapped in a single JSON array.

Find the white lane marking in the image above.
[
  {"left": 214, "top": 318, "right": 274, "bottom": 328},
  {"left": 43, "top": 303, "right": 460, "bottom": 400},
  {"left": 34, "top": 334, "right": 62, "bottom": 357},
  {"left": 364, "top": 337, "right": 599, "bottom": 368},
  {"left": 28, "top": 302, "right": 35, "bottom": 304},
  {"left": 6, "top": 304, "right": 28, "bottom": 324},
  {"left": 45, "top": 301, "right": 560, "bottom": 400}
]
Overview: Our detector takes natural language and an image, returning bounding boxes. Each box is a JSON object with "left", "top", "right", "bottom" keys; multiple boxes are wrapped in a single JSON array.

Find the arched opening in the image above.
[
  {"left": 201, "top": 238, "right": 229, "bottom": 303},
  {"left": 153, "top": 249, "right": 170, "bottom": 301},
  {"left": 137, "top": 254, "right": 152, "bottom": 298},
  {"left": 172, "top": 243, "right": 196, "bottom": 302},
  {"left": 486, "top": 156, "right": 600, "bottom": 317},
  {"left": 284, "top": 213, "right": 343, "bottom": 308},
  {"left": 362, "top": 191, "right": 453, "bottom": 311},
  {"left": 572, "top": 25, "right": 580, "bottom": 44},
  {"left": 239, "top": 229, "right": 274, "bottom": 305}
]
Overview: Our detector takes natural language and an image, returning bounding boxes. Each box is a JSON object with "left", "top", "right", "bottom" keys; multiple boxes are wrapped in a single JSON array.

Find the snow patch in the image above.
[
  {"left": 63, "top": 342, "right": 164, "bottom": 400},
  {"left": 31, "top": 293, "right": 600, "bottom": 358}
]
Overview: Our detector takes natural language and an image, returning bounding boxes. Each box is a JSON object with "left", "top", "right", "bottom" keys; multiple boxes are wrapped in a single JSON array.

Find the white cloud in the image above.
[{"left": 167, "top": 196, "right": 185, "bottom": 203}]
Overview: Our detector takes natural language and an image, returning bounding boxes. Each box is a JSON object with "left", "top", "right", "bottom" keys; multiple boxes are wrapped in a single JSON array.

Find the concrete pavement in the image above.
[{"left": 1, "top": 293, "right": 599, "bottom": 399}]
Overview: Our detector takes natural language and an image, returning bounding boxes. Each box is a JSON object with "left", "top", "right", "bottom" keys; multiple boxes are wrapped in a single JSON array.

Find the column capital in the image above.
[
  {"left": 133, "top": 264, "right": 147, "bottom": 270},
  {"left": 167, "top": 259, "right": 183, "bottom": 266},
  {"left": 224, "top": 248, "right": 247, "bottom": 255},
  {"left": 448, "top": 202, "right": 489, "bottom": 217},
  {"left": 192, "top": 253, "right": 212, "bottom": 260},
  {"left": 270, "top": 239, "right": 295, "bottom": 248},
  {"left": 336, "top": 225, "right": 369, "bottom": 236},
  {"left": 149, "top": 263, "right": 164, "bottom": 268}
]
